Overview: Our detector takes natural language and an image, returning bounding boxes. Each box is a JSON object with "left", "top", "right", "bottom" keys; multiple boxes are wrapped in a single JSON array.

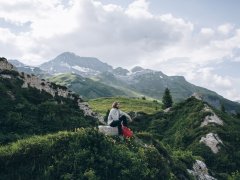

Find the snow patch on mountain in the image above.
[
  {"left": 72, "top": 66, "right": 93, "bottom": 73},
  {"left": 60, "top": 62, "right": 71, "bottom": 68}
]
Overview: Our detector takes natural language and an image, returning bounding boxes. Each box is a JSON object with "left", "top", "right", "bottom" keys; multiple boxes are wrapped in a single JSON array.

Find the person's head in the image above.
[{"left": 112, "top": 101, "right": 120, "bottom": 109}]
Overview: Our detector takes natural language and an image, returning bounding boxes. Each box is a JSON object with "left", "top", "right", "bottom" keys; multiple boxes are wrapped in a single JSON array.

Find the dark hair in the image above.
[{"left": 112, "top": 102, "right": 119, "bottom": 108}]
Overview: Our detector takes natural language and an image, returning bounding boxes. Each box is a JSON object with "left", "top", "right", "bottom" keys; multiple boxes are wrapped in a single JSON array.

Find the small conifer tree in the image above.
[{"left": 162, "top": 88, "right": 173, "bottom": 109}]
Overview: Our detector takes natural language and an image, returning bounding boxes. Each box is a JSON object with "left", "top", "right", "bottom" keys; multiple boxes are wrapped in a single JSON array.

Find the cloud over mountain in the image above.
[{"left": 0, "top": 0, "right": 239, "bottom": 100}]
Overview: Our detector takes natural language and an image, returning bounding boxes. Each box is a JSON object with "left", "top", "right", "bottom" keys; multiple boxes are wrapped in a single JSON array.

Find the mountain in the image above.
[
  {"left": 131, "top": 66, "right": 145, "bottom": 73},
  {"left": 12, "top": 52, "right": 240, "bottom": 114},
  {"left": 48, "top": 73, "right": 127, "bottom": 100},
  {"left": 8, "top": 59, "right": 25, "bottom": 67},
  {"left": 112, "top": 67, "right": 129, "bottom": 76},
  {"left": 107, "top": 67, "right": 240, "bottom": 114},
  {"left": 9, "top": 59, "right": 48, "bottom": 78},
  {"left": 0, "top": 57, "right": 99, "bottom": 144},
  {"left": 40, "top": 52, "right": 112, "bottom": 76}
]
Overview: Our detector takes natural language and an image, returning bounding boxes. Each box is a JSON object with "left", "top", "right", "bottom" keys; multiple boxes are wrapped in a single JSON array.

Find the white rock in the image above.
[
  {"left": 98, "top": 125, "right": 118, "bottom": 136},
  {"left": 203, "top": 105, "right": 212, "bottom": 112},
  {"left": 200, "top": 133, "right": 223, "bottom": 154},
  {"left": 21, "top": 73, "right": 74, "bottom": 99},
  {"left": 77, "top": 100, "right": 105, "bottom": 123},
  {"left": 0, "top": 59, "right": 15, "bottom": 70},
  {"left": 201, "top": 114, "right": 223, "bottom": 127},
  {"left": 201, "top": 105, "right": 223, "bottom": 127},
  {"left": 0, "top": 74, "right": 12, "bottom": 79},
  {"left": 187, "top": 160, "right": 216, "bottom": 180},
  {"left": 163, "top": 107, "right": 171, "bottom": 113},
  {"left": 191, "top": 93, "right": 203, "bottom": 100}
]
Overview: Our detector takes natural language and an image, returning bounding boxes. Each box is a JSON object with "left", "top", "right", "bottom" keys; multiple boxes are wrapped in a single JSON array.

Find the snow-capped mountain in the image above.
[
  {"left": 9, "top": 59, "right": 46, "bottom": 77},
  {"left": 40, "top": 52, "right": 113, "bottom": 76},
  {"left": 8, "top": 52, "right": 240, "bottom": 114},
  {"left": 8, "top": 59, "right": 25, "bottom": 67}
]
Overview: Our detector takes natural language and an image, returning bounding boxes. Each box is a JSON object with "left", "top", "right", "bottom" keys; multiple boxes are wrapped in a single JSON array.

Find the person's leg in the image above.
[
  {"left": 119, "top": 115, "right": 128, "bottom": 127},
  {"left": 110, "top": 120, "right": 122, "bottom": 135}
]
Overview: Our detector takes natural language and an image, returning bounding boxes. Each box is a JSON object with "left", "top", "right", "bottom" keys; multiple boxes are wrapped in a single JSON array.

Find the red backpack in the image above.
[{"left": 122, "top": 126, "right": 133, "bottom": 138}]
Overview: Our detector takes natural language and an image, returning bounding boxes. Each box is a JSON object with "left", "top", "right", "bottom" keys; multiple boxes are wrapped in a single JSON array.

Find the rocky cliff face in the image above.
[
  {"left": 0, "top": 57, "right": 15, "bottom": 70},
  {"left": 198, "top": 103, "right": 224, "bottom": 154},
  {"left": 0, "top": 58, "right": 103, "bottom": 122},
  {"left": 200, "top": 133, "right": 223, "bottom": 154},
  {"left": 21, "top": 72, "right": 75, "bottom": 99}
]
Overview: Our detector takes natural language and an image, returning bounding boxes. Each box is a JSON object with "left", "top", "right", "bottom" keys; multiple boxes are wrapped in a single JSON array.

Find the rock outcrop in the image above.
[
  {"left": 0, "top": 58, "right": 104, "bottom": 122},
  {"left": 0, "top": 57, "right": 15, "bottom": 70},
  {"left": 21, "top": 73, "right": 103, "bottom": 121},
  {"left": 200, "top": 133, "right": 223, "bottom": 154},
  {"left": 0, "top": 74, "right": 12, "bottom": 79},
  {"left": 191, "top": 93, "right": 203, "bottom": 100},
  {"left": 78, "top": 100, "right": 104, "bottom": 123},
  {"left": 201, "top": 105, "right": 223, "bottom": 127},
  {"left": 188, "top": 160, "right": 216, "bottom": 180},
  {"left": 201, "top": 114, "right": 223, "bottom": 127},
  {"left": 98, "top": 125, "right": 118, "bottom": 136},
  {"left": 163, "top": 107, "right": 172, "bottom": 113},
  {"left": 21, "top": 72, "right": 75, "bottom": 99}
]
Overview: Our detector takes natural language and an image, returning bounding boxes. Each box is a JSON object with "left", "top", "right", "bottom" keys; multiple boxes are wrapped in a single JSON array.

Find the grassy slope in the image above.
[
  {"left": 129, "top": 97, "right": 240, "bottom": 178},
  {"left": 48, "top": 73, "right": 128, "bottom": 100},
  {"left": 88, "top": 97, "right": 162, "bottom": 115},
  {"left": 0, "top": 70, "right": 97, "bottom": 144},
  {"left": 0, "top": 128, "right": 195, "bottom": 180}
]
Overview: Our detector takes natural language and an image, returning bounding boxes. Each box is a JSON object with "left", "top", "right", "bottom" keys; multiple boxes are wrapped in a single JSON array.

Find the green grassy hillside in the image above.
[
  {"left": 0, "top": 128, "right": 195, "bottom": 180},
  {"left": 0, "top": 70, "right": 97, "bottom": 145},
  {"left": 88, "top": 97, "right": 162, "bottom": 115},
  {"left": 129, "top": 97, "right": 240, "bottom": 179},
  {"left": 48, "top": 73, "right": 128, "bottom": 100}
]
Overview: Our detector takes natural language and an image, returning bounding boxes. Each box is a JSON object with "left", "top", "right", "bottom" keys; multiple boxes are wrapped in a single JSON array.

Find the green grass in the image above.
[
  {"left": 88, "top": 97, "right": 162, "bottom": 115},
  {"left": 0, "top": 128, "right": 176, "bottom": 179}
]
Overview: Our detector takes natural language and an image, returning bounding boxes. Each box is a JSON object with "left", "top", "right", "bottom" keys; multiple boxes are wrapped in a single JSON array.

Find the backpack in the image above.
[{"left": 122, "top": 126, "right": 133, "bottom": 138}]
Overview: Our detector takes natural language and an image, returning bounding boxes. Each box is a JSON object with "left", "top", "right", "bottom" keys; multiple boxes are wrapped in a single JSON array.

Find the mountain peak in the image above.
[
  {"left": 131, "top": 66, "right": 144, "bottom": 73},
  {"left": 58, "top": 51, "right": 76, "bottom": 58},
  {"left": 40, "top": 52, "right": 113, "bottom": 76},
  {"left": 113, "top": 67, "right": 129, "bottom": 76}
]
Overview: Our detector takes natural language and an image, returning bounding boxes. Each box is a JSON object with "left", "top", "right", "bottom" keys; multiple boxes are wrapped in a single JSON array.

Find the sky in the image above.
[{"left": 0, "top": 0, "right": 240, "bottom": 101}]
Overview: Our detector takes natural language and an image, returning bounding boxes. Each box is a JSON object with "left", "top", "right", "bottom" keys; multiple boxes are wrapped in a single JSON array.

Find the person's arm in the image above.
[{"left": 119, "top": 110, "right": 132, "bottom": 122}]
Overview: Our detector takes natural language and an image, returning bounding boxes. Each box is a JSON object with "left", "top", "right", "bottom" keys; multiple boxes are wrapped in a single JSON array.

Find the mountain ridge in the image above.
[{"left": 9, "top": 52, "right": 240, "bottom": 114}]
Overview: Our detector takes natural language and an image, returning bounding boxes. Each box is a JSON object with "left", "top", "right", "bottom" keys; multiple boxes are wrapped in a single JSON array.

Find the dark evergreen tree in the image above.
[{"left": 162, "top": 88, "right": 173, "bottom": 109}]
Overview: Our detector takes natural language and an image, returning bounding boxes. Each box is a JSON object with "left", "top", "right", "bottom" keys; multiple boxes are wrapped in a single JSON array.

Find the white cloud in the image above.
[
  {"left": 196, "top": 68, "right": 232, "bottom": 89},
  {"left": 217, "top": 23, "right": 234, "bottom": 35},
  {"left": 0, "top": 0, "right": 239, "bottom": 101},
  {"left": 125, "top": 0, "right": 152, "bottom": 18},
  {"left": 200, "top": 28, "right": 215, "bottom": 36}
]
